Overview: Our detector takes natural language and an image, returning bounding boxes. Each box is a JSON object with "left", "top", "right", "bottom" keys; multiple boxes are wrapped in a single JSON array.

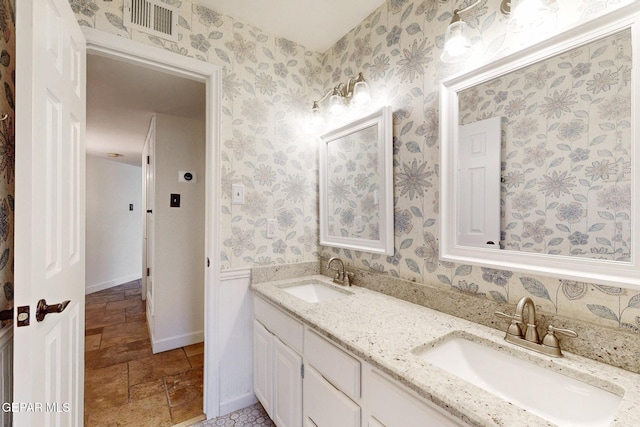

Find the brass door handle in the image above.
[{"left": 36, "top": 299, "right": 70, "bottom": 322}]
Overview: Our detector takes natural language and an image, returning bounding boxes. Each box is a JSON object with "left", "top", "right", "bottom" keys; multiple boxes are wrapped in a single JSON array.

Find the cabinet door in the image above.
[
  {"left": 273, "top": 337, "right": 303, "bottom": 427},
  {"left": 367, "top": 369, "right": 464, "bottom": 427},
  {"left": 304, "top": 365, "right": 360, "bottom": 427},
  {"left": 253, "top": 320, "right": 273, "bottom": 417}
]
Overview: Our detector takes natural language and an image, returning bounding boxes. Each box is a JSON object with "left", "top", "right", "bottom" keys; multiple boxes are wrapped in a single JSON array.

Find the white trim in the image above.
[
  {"left": 150, "top": 330, "right": 205, "bottom": 353},
  {"left": 220, "top": 268, "right": 252, "bottom": 281},
  {"left": 82, "top": 28, "right": 223, "bottom": 418},
  {"left": 85, "top": 274, "right": 141, "bottom": 295},
  {"left": 220, "top": 393, "right": 257, "bottom": 416},
  {"left": 319, "top": 106, "right": 394, "bottom": 255}
]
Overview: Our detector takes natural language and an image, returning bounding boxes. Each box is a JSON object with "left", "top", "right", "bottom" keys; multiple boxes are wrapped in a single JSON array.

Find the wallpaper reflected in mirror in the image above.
[
  {"left": 326, "top": 124, "right": 380, "bottom": 240},
  {"left": 458, "top": 28, "right": 631, "bottom": 262}
]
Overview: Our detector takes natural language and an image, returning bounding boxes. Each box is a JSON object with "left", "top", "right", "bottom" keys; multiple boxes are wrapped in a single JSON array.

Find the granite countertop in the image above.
[{"left": 252, "top": 274, "right": 640, "bottom": 427}]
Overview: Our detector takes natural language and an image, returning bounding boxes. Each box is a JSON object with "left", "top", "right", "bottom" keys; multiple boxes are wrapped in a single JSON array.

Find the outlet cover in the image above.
[
  {"left": 231, "top": 184, "right": 244, "bottom": 205},
  {"left": 266, "top": 218, "right": 277, "bottom": 238}
]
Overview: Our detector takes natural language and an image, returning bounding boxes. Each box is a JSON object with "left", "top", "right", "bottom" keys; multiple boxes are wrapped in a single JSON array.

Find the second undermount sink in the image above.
[
  {"left": 414, "top": 336, "right": 622, "bottom": 427},
  {"left": 278, "top": 279, "right": 353, "bottom": 303}
]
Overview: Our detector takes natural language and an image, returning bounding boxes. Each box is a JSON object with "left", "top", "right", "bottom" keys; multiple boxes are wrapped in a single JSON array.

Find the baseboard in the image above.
[
  {"left": 219, "top": 393, "right": 257, "bottom": 417},
  {"left": 85, "top": 274, "right": 141, "bottom": 295},
  {"left": 151, "top": 330, "right": 204, "bottom": 354}
]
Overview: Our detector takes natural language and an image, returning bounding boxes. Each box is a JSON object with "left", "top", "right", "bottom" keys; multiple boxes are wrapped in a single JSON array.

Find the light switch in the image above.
[{"left": 170, "top": 194, "right": 180, "bottom": 207}]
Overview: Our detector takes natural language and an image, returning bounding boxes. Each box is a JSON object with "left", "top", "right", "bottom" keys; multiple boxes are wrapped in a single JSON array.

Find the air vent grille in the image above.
[{"left": 124, "top": 0, "right": 178, "bottom": 41}]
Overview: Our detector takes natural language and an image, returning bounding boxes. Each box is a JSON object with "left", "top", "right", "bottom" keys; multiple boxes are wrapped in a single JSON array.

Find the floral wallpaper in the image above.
[
  {"left": 459, "top": 29, "right": 632, "bottom": 260},
  {"left": 326, "top": 124, "right": 380, "bottom": 240},
  {"left": 0, "top": 0, "right": 13, "bottom": 325},
  {"left": 69, "top": 0, "right": 322, "bottom": 268},
  {"left": 319, "top": 0, "right": 640, "bottom": 333},
  {"left": 68, "top": 0, "right": 640, "bottom": 334}
]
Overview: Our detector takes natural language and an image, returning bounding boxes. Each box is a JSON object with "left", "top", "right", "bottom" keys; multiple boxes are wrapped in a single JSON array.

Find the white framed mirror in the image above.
[
  {"left": 319, "top": 106, "right": 393, "bottom": 255},
  {"left": 440, "top": 3, "right": 640, "bottom": 288}
]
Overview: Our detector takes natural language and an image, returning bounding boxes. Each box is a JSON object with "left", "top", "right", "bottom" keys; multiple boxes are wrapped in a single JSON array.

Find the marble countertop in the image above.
[{"left": 252, "top": 275, "right": 640, "bottom": 427}]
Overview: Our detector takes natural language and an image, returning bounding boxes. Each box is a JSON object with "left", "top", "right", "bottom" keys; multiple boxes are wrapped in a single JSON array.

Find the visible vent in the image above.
[{"left": 124, "top": 0, "right": 178, "bottom": 41}]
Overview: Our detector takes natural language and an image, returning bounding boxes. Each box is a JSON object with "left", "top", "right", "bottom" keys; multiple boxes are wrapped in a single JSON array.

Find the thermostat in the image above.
[{"left": 179, "top": 170, "right": 196, "bottom": 183}]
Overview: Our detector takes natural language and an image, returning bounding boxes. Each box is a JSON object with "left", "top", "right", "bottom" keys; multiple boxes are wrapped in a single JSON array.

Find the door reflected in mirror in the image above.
[
  {"left": 440, "top": 3, "right": 640, "bottom": 288},
  {"left": 457, "top": 28, "right": 631, "bottom": 262}
]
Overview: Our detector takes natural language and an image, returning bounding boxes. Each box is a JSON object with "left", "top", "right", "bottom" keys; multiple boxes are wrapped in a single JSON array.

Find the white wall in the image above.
[
  {"left": 150, "top": 113, "right": 205, "bottom": 352},
  {"left": 86, "top": 156, "right": 142, "bottom": 293}
]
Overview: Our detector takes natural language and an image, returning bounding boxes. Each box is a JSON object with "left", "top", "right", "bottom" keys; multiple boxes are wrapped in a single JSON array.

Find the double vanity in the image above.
[{"left": 252, "top": 274, "right": 640, "bottom": 427}]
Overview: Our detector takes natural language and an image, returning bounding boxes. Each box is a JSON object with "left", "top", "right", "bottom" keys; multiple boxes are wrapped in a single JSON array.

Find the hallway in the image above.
[{"left": 84, "top": 280, "right": 205, "bottom": 426}]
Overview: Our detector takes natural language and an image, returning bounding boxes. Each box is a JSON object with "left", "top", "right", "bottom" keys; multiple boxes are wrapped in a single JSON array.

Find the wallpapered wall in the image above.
[
  {"left": 70, "top": 0, "right": 322, "bottom": 269},
  {"left": 319, "top": 0, "right": 640, "bottom": 333},
  {"left": 69, "top": 0, "right": 640, "bottom": 333},
  {"left": 459, "top": 29, "right": 631, "bottom": 260},
  {"left": 0, "top": 0, "right": 13, "bottom": 321}
]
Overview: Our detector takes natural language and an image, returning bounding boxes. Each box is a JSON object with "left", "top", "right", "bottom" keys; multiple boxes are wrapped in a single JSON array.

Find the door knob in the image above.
[{"left": 36, "top": 299, "right": 70, "bottom": 322}]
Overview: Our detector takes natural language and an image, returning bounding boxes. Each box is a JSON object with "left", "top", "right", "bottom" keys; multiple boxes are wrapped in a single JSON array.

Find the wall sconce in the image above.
[
  {"left": 310, "top": 72, "right": 371, "bottom": 129},
  {"left": 441, "top": 0, "right": 554, "bottom": 63},
  {"left": 441, "top": 0, "right": 481, "bottom": 63}
]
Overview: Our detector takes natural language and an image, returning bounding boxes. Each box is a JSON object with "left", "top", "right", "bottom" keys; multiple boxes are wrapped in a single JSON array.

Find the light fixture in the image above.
[
  {"left": 440, "top": 0, "right": 554, "bottom": 63},
  {"left": 107, "top": 153, "right": 123, "bottom": 158},
  {"left": 310, "top": 72, "right": 371, "bottom": 123},
  {"left": 441, "top": 0, "right": 480, "bottom": 63}
]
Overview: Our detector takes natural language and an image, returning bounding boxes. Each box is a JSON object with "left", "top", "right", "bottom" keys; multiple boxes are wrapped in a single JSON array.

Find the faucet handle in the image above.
[
  {"left": 494, "top": 311, "right": 524, "bottom": 338},
  {"left": 542, "top": 325, "right": 577, "bottom": 349}
]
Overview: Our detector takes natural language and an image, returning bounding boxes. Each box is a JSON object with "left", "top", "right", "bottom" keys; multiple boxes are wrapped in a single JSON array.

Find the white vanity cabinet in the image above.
[
  {"left": 364, "top": 365, "right": 465, "bottom": 427},
  {"left": 303, "top": 329, "right": 361, "bottom": 427},
  {"left": 253, "top": 295, "right": 467, "bottom": 427},
  {"left": 253, "top": 297, "right": 304, "bottom": 427}
]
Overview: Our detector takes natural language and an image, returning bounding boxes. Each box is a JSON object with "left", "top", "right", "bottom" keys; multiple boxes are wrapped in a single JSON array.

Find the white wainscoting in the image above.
[
  {"left": 0, "top": 325, "right": 13, "bottom": 427},
  {"left": 218, "top": 268, "right": 256, "bottom": 415}
]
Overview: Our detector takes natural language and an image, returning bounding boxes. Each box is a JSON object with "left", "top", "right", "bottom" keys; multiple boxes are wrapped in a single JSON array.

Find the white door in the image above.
[
  {"left": 15, "top": 0, "right": 86, "bottom": 425},
  {"left": 253, "top": 320, "right": 273, "bottom": 417},
  {"left": 457, "top": 117, "right": 501, "bottom": 248},
  {"left": 142, "top": 115, "right": 156, "bottom": 312}
]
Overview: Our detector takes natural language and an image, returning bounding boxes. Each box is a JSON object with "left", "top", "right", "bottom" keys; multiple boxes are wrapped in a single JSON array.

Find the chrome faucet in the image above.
[
  {"left": 326, "top": 257, "right": 354, "bottom": 286},
  {"left": 495, "top": 296, "right": 577, "bottom": 357}
]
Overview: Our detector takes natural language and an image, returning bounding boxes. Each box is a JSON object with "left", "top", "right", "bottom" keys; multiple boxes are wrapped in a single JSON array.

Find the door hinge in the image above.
[
  {"left": 147, "top": 155, "right": 150, "bottom": 164},
  {"left": 300, "top": 364, "right": 304, "bottom": 379},
  {"left": 146, "top": 267, "right": 150, "bottom": 277},
  {"left": 206, "top": 257, "right": 210, "bottom": 267}
]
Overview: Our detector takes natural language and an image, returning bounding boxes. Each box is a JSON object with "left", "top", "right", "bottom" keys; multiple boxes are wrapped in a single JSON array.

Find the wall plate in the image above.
[{"left": 179, "top": 170, "right": 196, "bottom": 183}]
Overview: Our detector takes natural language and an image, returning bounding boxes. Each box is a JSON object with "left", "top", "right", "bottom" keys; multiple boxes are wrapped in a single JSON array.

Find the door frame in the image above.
[{"left": 82, "top": 28, "right": 222, "bottom": 418}]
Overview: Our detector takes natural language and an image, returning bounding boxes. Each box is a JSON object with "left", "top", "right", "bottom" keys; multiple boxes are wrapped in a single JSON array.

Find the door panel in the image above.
[{"left": 15, "top": 0, "right": 86, "bottom": 425}]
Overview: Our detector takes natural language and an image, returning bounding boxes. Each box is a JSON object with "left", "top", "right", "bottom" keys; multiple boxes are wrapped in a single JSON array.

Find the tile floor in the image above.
[
  {"left": 84, "top": 280, "right": 205, "bottom": 426},
  {"left": 189, "top": 403, "right": 274, "bottom": 427}
]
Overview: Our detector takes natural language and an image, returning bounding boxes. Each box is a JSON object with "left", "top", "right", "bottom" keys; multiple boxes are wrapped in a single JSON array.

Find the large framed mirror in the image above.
[
  {"left": 440, "top": 3, "right": 640, "bottom": 288},
  {"left": 319, "top": 106, "right": 393, "bottom": 255}
]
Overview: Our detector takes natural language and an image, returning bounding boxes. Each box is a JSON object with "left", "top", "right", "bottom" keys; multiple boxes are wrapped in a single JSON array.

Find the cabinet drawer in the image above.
[
  {"left": 254, "top": 297, "right": 303, "bottom": 354},
  {"left": 304, "top": 365, "right": 360, "bottom": 427},
  {"left": 304, "top": 329, "right": 360, "bottom": 400},
  {"left": 368, "top": 369, "right": 464, "bottom": 427}
]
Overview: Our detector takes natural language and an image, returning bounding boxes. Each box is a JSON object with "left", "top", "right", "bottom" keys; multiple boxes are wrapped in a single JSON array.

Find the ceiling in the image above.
[
  {"left": 86, "top": 54, "right": 205, "bottom": 166},
  {"left": 198, "top": 0, "right": 386, "bottom": 53},
  {"left": 87, "top": 1, "right": 385, "bottom": 166}
]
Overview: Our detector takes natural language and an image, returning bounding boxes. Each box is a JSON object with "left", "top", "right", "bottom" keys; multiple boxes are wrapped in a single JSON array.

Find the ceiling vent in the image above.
[{"left": 124, "top": 0, "right": 179, "bottom": 41}]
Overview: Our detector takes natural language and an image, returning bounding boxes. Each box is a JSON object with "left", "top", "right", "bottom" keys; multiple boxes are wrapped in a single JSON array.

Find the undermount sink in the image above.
[
  {"left": 414, "top": 336, "right": 622, "bottom": 427},
  {"left": 278, "top": 280, "right": 353, "bottom": 303}
]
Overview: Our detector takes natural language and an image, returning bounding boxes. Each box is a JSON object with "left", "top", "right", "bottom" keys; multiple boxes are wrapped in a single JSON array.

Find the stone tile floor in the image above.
[
  {"left": 188, "top": 403, "right": 274, "bottom": 427},
  {"left": 84, "top": 280, "right": 204, "bottom": 426}
]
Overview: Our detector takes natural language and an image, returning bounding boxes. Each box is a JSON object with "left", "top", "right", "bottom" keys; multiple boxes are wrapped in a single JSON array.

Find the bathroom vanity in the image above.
[{"left": 252, "top": 275, "right": 640, "bottom": 427}]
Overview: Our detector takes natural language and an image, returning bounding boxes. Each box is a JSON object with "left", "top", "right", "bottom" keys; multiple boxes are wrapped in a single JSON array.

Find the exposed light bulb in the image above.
[
  {"left": 352, "top": 81, "right": 371, "bottom": 107},
  {"left": 441, "top": 20, "right": 473, "bottom": 63},
  {"left": 328, "top": 93, "right": 345, "bottom": 116}
]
